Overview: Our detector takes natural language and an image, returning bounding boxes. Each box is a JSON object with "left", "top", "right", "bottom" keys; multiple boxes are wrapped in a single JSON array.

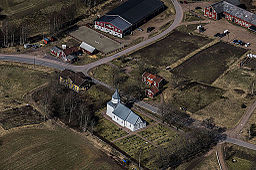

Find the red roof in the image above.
[
  {"left": 149, "top": 85, "right": 159, "bottom": 95},
  {"left": 142, "top": 72, "right": 163, "bottom": 85},
  {"left": 63, "top": 46, "right": 79, "bottom": 56}
]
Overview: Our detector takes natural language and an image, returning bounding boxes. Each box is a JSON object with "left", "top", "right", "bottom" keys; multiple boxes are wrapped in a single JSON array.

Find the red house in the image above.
[
  {"left": 50, "top": 46, "right": 65, "bottom": 58},
  {"left": 142, "top": 72, "right": 164, "bottom": 98},
  {"left": 204, "top": 0, "right": 256, "bottom": 32}
]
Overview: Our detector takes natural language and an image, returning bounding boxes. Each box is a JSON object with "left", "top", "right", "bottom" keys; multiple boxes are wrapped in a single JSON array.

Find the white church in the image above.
[{"left": 106, "top": 89, "right": 146, "bottom": 131}]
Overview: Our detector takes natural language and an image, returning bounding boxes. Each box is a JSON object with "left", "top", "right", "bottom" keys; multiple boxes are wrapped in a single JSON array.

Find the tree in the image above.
[{"left": 249, "top": 123, "right": 256, "bottom": 139}]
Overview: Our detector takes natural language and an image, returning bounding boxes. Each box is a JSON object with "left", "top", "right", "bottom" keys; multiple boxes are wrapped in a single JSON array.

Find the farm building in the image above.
[
  {"left": 59, "top": 69, "right": 92, "bottom": 92},
  {"left": 142, "top": 72, "right": 164, "bottom": 98},
  {"left": 79, "top": 42, "right": 96, "bottom": 54},
  {"left": 94, "top": 0, "right": 165, "bottom": 38},
  {"left": 106, "top": 89, "right": 146, "bottom": 131},
  {"left": 204, "top": 0, "right": 256, "bottom": 32},
  {"left": 50, "top": 46, "right": 64, "bottom": 58}
]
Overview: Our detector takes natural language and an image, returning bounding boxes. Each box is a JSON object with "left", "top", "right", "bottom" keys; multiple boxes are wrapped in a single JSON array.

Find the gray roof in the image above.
[
  {"left": 80, "top": 42, "right": 95, "bottom": 53},
  {"left": 107, "top": 101, "right": 118, "bottom": 108},
  {"left": 209, "top": 0, "right": 256, "bottom": 25},
  {"left": 126, "top": 111, "right": 141, "bottom": 124},
  {"left": 210, "top": 0, "right": 240, "bottom": 13},
  {"left": 112, "top": 89, "right": 120, "bottom": 99},
  {"left": 51, "top": 46, "right": 63, "bottom": 53},
  {"left": 109, "top": 16, "right": 132, "bottom": 31},
  {"left": 223, "top": 1, "right": 256, "bottom": 25},
  {"left": 112, "top": 103, "right": 144, "bottom": 125},
  {"left": 113, "top": 103, "right": 131, "bottom": 121},
  {"left": 95, "top": 0, "right": 164, "bottom": 31}
]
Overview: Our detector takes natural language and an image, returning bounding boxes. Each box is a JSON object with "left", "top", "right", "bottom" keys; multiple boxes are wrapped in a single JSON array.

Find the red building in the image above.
[
  {"left": 142, "top": 72, "right": 164, "bottom": 98},
  {"left": 50, "top": 46, "right": 65, "bottom": 58},
  {"left": 94, "top": 0, "right": 165, "bottom": 38},
  {"left": 204, "top": 0, "right": 256, "bottom": 32}
]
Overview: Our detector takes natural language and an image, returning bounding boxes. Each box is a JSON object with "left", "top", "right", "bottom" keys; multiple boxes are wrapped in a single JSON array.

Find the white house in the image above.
[{"left": 106, "top": 89, "right": 146, "bottom": 131}]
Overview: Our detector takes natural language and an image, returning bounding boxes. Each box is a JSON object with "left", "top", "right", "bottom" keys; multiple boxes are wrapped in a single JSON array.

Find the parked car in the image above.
[
  {"left": 238, "top": 40, "right": 245, "bottom": 45},
  {"left": 245, "top": 43, "right": 250, "bottom": 47},
  {"left": 184, "top": 1, "right": 188, "bottom": 4},
  {"left": 214, "top": 33, "right": 221, "bottom": 37},
  {"left": 147, "top": 27, "right": 155, "bottom": 33},
  {"left": 180, "top": 1, "right": 183, "bottom": 4},
  {"left": 137, "top": 28, "right": 143, "bottom": 32},
  {"left": 232, "top": 39, "right": 239, "bottom": 44},
  {"left": 195, "top": 6, "right": 202, "bottom": 10}
]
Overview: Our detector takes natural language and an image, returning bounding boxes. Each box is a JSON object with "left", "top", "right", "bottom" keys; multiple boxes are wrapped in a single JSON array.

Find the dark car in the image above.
[
  {"left": 195, "top": 6, "right": 202, "bottom": 10},
  {"left": 232, "top": 39, "right": 238, "bottom": 44},
  {"left": 184, "top": 1, "right": 188, "bottom": 4},
  {"left": 214, "top": 33, "right": 221, "bottom": 37},
  {"left": 147, "top": 27, "right": 155, "bottom": 33},
  {"left": 180, "top": 1, "right": 183, "bottom": 4}
]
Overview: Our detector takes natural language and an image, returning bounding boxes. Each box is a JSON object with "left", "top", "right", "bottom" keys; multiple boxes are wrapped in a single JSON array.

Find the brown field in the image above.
[
  {"left": 0, "top": 122, "right": 122, "bottom": 170},
  {"left": 172, "top": 42, "right": 247, "bottom": 84},
  {"left": 0, "top": 105, "right": 44, "bottom": 130}
]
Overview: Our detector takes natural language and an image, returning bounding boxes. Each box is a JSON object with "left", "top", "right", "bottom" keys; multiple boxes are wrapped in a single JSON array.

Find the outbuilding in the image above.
[{"left": 79, "top": 42, "right": 96, "bottom": 54}]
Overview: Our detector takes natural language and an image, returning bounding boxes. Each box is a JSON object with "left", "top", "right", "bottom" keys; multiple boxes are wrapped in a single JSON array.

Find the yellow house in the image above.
[{"left": 59, "top": 69, "right": 92, "bottom": 92}]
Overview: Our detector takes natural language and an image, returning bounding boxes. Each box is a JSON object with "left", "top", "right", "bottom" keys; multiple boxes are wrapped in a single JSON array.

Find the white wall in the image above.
[
  {"left": 106, "top": 104, "right": 114, "bottom": 117},
  {"left": 94, "top": 25, "right": 123, "bottom": 38},
  {"left": 112, "top": 115, "right": 125, "bottom": 127}
]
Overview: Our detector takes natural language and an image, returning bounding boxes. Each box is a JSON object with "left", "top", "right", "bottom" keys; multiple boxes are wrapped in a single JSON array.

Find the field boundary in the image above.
[
  {"left": 169, "top": 38, "right": 219, "bottom": 69},
  {"left": 212, "top": 50, "right": 251, "bottom": 87}
]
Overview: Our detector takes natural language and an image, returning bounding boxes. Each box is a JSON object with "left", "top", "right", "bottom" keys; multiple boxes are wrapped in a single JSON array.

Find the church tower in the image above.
[{"left": 106, "top": 89, "right": 120, "bottom": 117}]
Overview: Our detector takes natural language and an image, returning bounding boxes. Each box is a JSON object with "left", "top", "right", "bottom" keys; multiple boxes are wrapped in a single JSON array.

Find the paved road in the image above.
[
  {"left": 227, "top": 100, "right": 256, "bottom": 139},
  {"left": 226, "top": 137, "right": 256, "bottom": 151}
]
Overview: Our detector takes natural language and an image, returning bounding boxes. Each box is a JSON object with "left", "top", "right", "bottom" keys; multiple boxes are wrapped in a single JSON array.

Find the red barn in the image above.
[
  {"left": 94, "top": 0, "right": 165, "bottom": 38},
  {"left": 204, "top": 0, "right": 256, "bottom": 32}
]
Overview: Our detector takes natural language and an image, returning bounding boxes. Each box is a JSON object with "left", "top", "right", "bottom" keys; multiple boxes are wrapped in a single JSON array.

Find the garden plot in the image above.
[
  {"left": 138, "top": 124, "right": 178, "bottom": 147},
  {"left": 172, "top": 42, "right": 247, "bottom": 84},
  {"left": 114, "top": 135, "right": 155, "bottom": 168}
]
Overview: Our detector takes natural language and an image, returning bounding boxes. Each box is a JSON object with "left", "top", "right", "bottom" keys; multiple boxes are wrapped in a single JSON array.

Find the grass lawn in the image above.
[
  {"left": 194, "top": 90, "right": 252, "bottom": 128},
  {"left": 193, "top": 152, "right": 219, "bottom": 170},
  {"left": 172, "top": 42, "right": 247, "bottom": 84},
  {"left": 169, "top": 82, "right": 225, "bottom": 113},
  {"left": 213, "top": 68, "right": 256, "bottom": 93},
  {"left": 0, "top": 124, "right": 122, "bottom": 170},
  {"left": 95, "top": 114, "right": 128, "bottom": 141},
  {"left": 114, "top": 135, "right": 155, "bottom": 168},
  {"left": 244, "top": 58, "right": 256, "bottom": 70},
  {"left": 226, "top": 157, "right": 254, "bottom": 170},
  {"left": 224, "top": 143, "right": 256, "bottom": 170},
  {"left": 138, "top": 124, "right": 179, "bottom": 147},
  {"left": 0, "top": 62, "right": 51, "bottom": 111}
]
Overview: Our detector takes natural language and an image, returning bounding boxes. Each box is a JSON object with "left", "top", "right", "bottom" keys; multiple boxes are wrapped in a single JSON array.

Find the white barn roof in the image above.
[{"left": 80, "top": 42, "right": 95, "bottom": 53}]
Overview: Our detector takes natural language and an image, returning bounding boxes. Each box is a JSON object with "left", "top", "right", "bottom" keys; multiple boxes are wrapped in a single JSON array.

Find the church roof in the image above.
[
  {"left": 113, "top": 103, "right": 130, "bottom": 121},
  {"left": 112, "top": 89, "right": 120, "bottom": 99},
  {"left": 112, "top": 103, "right": 143, "bottom": 125}
]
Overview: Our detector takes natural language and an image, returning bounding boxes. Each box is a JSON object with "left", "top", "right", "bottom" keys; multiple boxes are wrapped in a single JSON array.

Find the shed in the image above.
[{"left": 79, "top": 42, "right": 96, "bottom": 54}]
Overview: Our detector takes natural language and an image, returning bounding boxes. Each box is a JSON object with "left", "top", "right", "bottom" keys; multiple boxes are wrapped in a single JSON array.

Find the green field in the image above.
[
  {"left": 0, "top": 62, "right": 51, "bottom": 110},
  {"left": 173, "top": 42, "right": 247, "bottom": 84},
  {"left": 0, "top": 124, "right": 122, "bottom": 170}
]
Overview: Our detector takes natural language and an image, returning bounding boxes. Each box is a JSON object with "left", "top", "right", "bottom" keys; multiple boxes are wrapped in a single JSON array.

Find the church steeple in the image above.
[{"left": 112, "top": 89, "right": 120, "bottom": 104}]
